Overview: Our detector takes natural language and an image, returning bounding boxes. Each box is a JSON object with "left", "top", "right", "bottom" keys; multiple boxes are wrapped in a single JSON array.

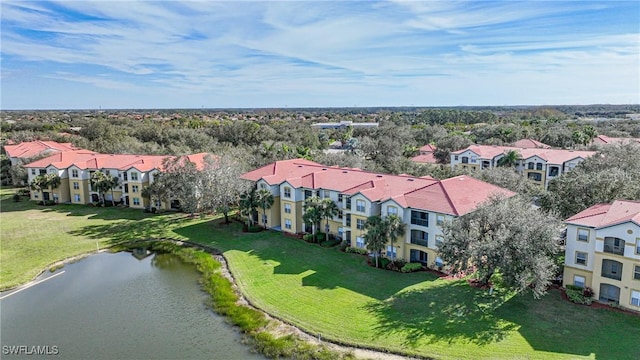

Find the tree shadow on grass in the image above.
[{"left": 362, "top": 280, "right": 518, "bottom": 349}]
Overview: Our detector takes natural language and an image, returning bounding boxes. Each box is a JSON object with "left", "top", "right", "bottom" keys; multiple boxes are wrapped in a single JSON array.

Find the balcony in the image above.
[
  {"left": 601, "top": 259, "right": 622, "bottom": 281},
  {"left": 410, "top": 238, "right": 428, "bottom": 247},
  {"left": 603, "top": 237, "right": 625, "bottom": 256}
]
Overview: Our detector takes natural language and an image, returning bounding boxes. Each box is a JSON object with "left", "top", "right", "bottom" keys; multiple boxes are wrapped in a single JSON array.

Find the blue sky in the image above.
[{"left": 1, "top": 1, "right": 639, "bottom": 109}]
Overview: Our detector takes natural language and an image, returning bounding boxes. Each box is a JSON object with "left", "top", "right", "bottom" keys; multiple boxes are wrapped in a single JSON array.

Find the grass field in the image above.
[{"left": 2, "top": 189, "right": 639, "bottom": 359}]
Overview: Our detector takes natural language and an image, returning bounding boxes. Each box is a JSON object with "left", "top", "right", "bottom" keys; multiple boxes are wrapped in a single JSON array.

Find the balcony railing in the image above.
[
  {"left": 410, "top": 238, "right": 428, "bottom": 247},
  {"left": 603, "top": 244, "right": 625, "bottom": 256}
]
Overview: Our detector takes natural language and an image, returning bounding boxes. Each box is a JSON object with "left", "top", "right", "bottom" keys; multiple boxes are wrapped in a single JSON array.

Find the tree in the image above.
[
  {"left": 363, "top": 216, "right": 386, "bottom": 268},
  {"left": 439, "top": 195, "right": 561, "bottom": 298},
  {"left": 30, "top": 173, "right": 61, "bottom": 204},
  {"left": 91, "top": 171, "right": 116, "bottom": 206},
  {"left": 256, "top": 188, "right": 274, "bottom": 228},
  {"left": 496, "top": 150, "right": 521, "bottom": 167},
  {"left": 433, "top": 135, "right": 472, "bottom": 164},
  {"left": 107, "top": 175, "right": 121, "bottom": 206},
  {"left": 46, "top": 173, "right": 61, "bottom": 201},
  {"left": 201, "top": 154, "right": 251, "bottom": 223},
  {"left": 475, "top": 167, "right": 543, "bottom": 200},
  {"left": 239, "top": 187, "right": 259, "bottom": 228},
  {"left": 383, "top": 214, "right": 406, "bottom": 260},
  {"left": 302, "top": 196, "right": 323, "bottom": 237},
  {"left": 159, "top": 156, "right": 202, "bottom": 215},
  {"left": 320, "top": 198, "right": 339, "bottom": 242},
  {"left": 541, "top": 143, "right": 640, "bottom": 218},
  {"left": 141, "top": 176, "right": 167, "bottom": 211}
]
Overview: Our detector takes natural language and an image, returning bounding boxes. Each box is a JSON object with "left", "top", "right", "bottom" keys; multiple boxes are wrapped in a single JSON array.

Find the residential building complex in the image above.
[
  {"left": 450, "top": 145, "right": 596, "bottom": 189},
  {"left": 563, "top": 200, "right": 640, "bottom": 311},
  {"left": 23, "top": 148, "right": 207, "bottom": 209},
  {"left": 310, "top": 121, "right": 378, "bottom": 129},
  {"left": 241, "top": 159, "right": 515, "bottom": 268}
]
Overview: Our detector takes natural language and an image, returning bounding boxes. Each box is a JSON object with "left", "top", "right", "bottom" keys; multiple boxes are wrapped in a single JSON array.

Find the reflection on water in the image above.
[{"left": 1, "top": 252, "right": 263, "bottom": 360}]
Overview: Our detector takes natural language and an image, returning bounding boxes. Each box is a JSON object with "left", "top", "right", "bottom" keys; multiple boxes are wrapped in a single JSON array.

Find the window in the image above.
[
  {"left": 131, "top": 172, "right": 138, "bottom": 181},
  {"left": 470, "top": 156, "right": 477, "bottom": 163},
  {"left": 284, "top": 203, "right": 291, "bottom": 213},
  {"left": 260, "top": 183, "right": 267, "bottom": 189},
  {"left": 49, "top": 168, "right": 56, "bottom": 173},
  {"left": 387, "top": 206, "right": 398, "bottom": 216},
  {"left": 528, "top": 162, "right": 534, "bottom": 170},
  {"left": 636, "top": 239, "right": 640, "bottom": 254},
  {"left": 356, "top": 236, "right": 365, "bottom": 249},
  {"left": 132, "top": 185, "right": 139, "bottom": 193},
  {"left": 133, "top": 198, "right": 140, "bottom": 206},
  {"left": 338, "top": 210, "right": 343, "bottom": 219},
  {"left": 577, "top": 228, "right": 589, "bottom": 242},
  {"left": 599, "top": 284, "right": 620, "bottom": 304},
  {"left": 410, "top": 249, "right": 428, "bottom": 265},
  {"left": 338, "top": 194, "right": 344, "bottom": 203},
  {"left": 386, "top": 246, "right": 397, "bottom": 259},
  {"left": 74, "top": 194, "right": 80, "bottom": 202},
  {"left": 34, "top": 193, "right": 39, "bottom": 198},
  {"left": 549, "top": 166, "right": 559, "bottom": 177},
  {"left": 632, "top": 290, "right": 640, "bottom": 307},
  {"left": 39, "top": 169, "right": 46, "bottom": 175},
  {"left": 527, "top": 172, "right": 542, "bottom": 181},
  {"left": 346, "top": 197, "right": 351, "bottom": 209},
  {"left": 285, "top": 219, "right": 292, "bottom": 229},
  {"left": 104, "top": 170, "right": 110, "bottom": 176},
  {"left": 461, "top": 156, "right": 469, "bottom": 164},
  {"left": 601, "top": 259, "right": 623, "bottom": 281},
  {"left": 435, "top": 235, "right": 444, "bottom": 248},
  {"left": 436, "top": 215, "right": 445, "bottom": 226},
  {"left": 575, "top": 251, "right": 587, "bottom": 266},
  {"left": 573, "top": 275, "right": 586, "bottom": 288},
  {"left": 31, "top": 169, "right": 36, "bottom": 175},
  {"left": 262, "top": 214, "right": 268, "bottom": 224},
  {"left": 284, "top": 187, "right": 291, "bottom": 198},
  {"left": 411, "top": 211, "right": 429, "bottom": 227},
  {"left": 634, "top": 265, "right": 640, "bottom": 281},
  {"left": 356, "top": 219, "right": 365, "bottom": 230},
  {"left": 536, "top": 163, "right": 543, "bottom": 170},
  {"left": 304, "top": 190, "right": 313, "bottom": 199},
  {"left": 123, "top": 172, "right": 128, "bottom": 181},
  {"left": 356, "top": 200, "right": 365, "bottom": 212},
  {"left": 603, "top": 237, "right": 625, "bottom": 256},
  {"left": 346, "top": 214, "right": 351, "bottom": 227},
  {"left": 454, "top": 155, "right": 459, "bottom": 161},
  {"left": 323, "top": 190, "right": 330, "bottom": 198},
  {"left": 73, "top": 182, "right": 79, "bottom": 190},
  {"left": 410, "top": 230, "right": 428, "bottom": 247}
]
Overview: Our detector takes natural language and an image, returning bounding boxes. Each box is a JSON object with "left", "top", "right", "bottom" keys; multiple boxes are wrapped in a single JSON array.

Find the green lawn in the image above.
[{"left": 2, "top": 191, "right": 639, "bottom": 359}]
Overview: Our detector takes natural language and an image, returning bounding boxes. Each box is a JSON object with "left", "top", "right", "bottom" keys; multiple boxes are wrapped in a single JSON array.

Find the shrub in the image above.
[
  {"left": 378, "top": 257, "right": 391, "bottom": 269},
  {"left": 303, "top": 234, "right": 314, "bottom": 242},
  {"left": 566, "top": 286, "right": 593, "bottom": 305},
  {"left": 17, "top": 188, "right": 30, "bottom": 196},
  {"left": 582, "top": 286, "right": 594, "bottom": 298},
  {"left": 401, "top": 263, "right": 423, "bottom": 273},
  {"left": 247, "top": 225, "right": 262, "bottom": 233},
  {"left": 12, "top": 194, "right": 21, "bottom": 202},
  {"left": 339, "top": 241, "right": 350, "bottom": 252},
  {"left": 316, "top": 232, "right": 326, "bottom": 242},
  {"left": 320, "top": 239, "right": 341, "bottom": 248},
  {"left": 345, "top": 246, "right": 367, "bottom": 255}
]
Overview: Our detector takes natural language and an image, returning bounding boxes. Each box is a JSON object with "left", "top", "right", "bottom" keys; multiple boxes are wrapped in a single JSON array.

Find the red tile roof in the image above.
[
  {"left": 418, "top": 144, "right": 437, "bottom": 153},
  {"left": 411, "top": 153, "right": 438, "bottom": 164},
  {"left": 24, "top": 150, "right": 209, "bottom": 172},
  {"left": 592, "top": 135, "right": 640, "bottom": 145},
  {"left": 452, "top": 145, "right": 596, "bottom": 164},
  {"left": 242, "top": 159, "right": 516, "bottom": 215},
  {"left": 4, "top": 140, "right": 79, "bottom": 159},
  {"left": 513, "top": 139, "right": 551, "bottom": 149},
  {"left": 564, "top": 200, "right": 640, "bottom": 228}
]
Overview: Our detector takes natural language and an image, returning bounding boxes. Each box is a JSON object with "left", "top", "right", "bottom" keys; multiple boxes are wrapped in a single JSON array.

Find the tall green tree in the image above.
[
  {"left": 320, "top": 198, "right": 339, "bottom": 242},
  {"left": 496, "top": 150, "right": 521, "bottom": 167},
  {"left": 257, "top": 188, "right": 275, "bottom": 228},
  {"left": 363, "top": 216, "right": 386, "bottom": 268},
  {"left": 29, "top": 174, "right": 48, "bottom": 203},
  {"left": 302, "top": 196, "right": 323, "bottom": 237},
  {"left": 440, "top": 195, "right": 561, "bottom": 298},
  {"left": 239, "top": 187, "right": 259, "bottom": 228},
  {"left": 91, "top": 171, "right": 116, "bottom": 206},
  {"left": 383, "top": 214, "right": 406, "bottom": 260}
]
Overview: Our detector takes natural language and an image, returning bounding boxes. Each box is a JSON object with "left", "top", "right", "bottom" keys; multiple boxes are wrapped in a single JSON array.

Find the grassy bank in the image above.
[{"left": 2, "top": 192, "right": 638, "bottom": 359}]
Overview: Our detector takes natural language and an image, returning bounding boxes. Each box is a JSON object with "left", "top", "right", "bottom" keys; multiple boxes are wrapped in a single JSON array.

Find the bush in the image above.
[
  {"left": 401, "top": 263, "right": 423, "bottom": 273},
  {"left": 345, "top": 246, "right": 367, "bottom": 255},
  {"left": 565, "top": 286, "right": 593, "bottom": 305},
  {"left": 339, "top": 241, "right": 350, "bottom": 252},
  {"left": 12, "top": 194, "right": 21, "bottom": 202},
  {"left": 17, "top": 188, "right": 30, "bottom": 196},
  {"left": 320, "top": 239, "right": 341, "bottom": 248},
  {"left": 378, "top": 257, "right": 391, "bottom": 269},
  {"left": 303, "top": 233, "right": 314, "bottom": 242},
  {"left": 582, "top": 286, "right": 594, "bottom": 298},
  {"left": 247, "top": 225, "right": 262, "bottom": 233}
]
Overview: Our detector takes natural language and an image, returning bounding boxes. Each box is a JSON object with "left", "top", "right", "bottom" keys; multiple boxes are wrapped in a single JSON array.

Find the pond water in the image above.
[{"left": 1, "top": 252, "right": 264, "bottom": 359}]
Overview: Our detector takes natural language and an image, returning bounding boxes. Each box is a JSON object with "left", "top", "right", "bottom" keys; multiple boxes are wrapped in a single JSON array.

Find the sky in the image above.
[{"left": 1, "top": 1, "right": 639, "bottom": 110}]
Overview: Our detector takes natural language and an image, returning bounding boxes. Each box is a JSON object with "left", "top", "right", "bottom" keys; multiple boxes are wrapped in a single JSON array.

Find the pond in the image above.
[{"left": 1, "top": 252, "right": 264, "bottom": 359}]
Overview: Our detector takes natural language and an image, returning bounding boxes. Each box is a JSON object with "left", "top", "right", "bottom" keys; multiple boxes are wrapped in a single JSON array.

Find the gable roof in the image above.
[
  {"left": 3, "top": 140, "right": 79, "bottom": 159},
  {"left": 564, "top": 200, "right": 640, "bottom": 228},
  {"left": 592, "top": 135, "right": 640, "bottom": 145},
  {"left": 452, "top": 144, "right": 596, "bottom": 164},
  {"left": 411, "top": 153, "right": 438, "bottom": 164},
  {"left": 242, "top": 159, "right": 515, "bottom": 215}
]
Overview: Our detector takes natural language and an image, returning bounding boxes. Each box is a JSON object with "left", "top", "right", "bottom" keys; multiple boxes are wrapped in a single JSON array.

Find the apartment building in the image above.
[
  {"left": 241, "top": 159, "right": 515, "bottom": 268},
  {"left": 563, "top": 200, "right": 640, "bottom": 311},
  {"left": 23, "top": 149, "right": 207, "bottom": 210},
  {"left": 411, "top": 144, "right": 438, "bottom": 164},
  {"left": 450, "top": 145, "right": 596, "bottom": 189}
]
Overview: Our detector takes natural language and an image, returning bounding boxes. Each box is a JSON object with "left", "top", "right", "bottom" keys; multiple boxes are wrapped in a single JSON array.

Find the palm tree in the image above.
[
  {"left": 302, "top": 196, "right": 323, "bottom": 237},
  {"left": 383, "top": 214, "right": 406, "bottom": 260},
  {"left": 320, "top": 198, "right": 339, "bottom": 242},
  {"left": 364, "top": 216, "right": 386, "bottom": 268},
  {"left": 256, "top": 188, "right": 274, "bottom": 229},
  {"left": 108, "top": 176, "right": 120, "bottom": 206},
  {"left": 45, "top": 173, "right": 61, "bottom": 203},
  {"left": 497, "top": 149, "right": 521, "bottom": 167},
  {"left": 239, "top": 187, "right": 259, "bottom": 228},
  {"left": 91, "top": 171, "right": 113, "bottom": 206},
  {"left": 30, "top": 174, "right": 47, "bottom": 204}
]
